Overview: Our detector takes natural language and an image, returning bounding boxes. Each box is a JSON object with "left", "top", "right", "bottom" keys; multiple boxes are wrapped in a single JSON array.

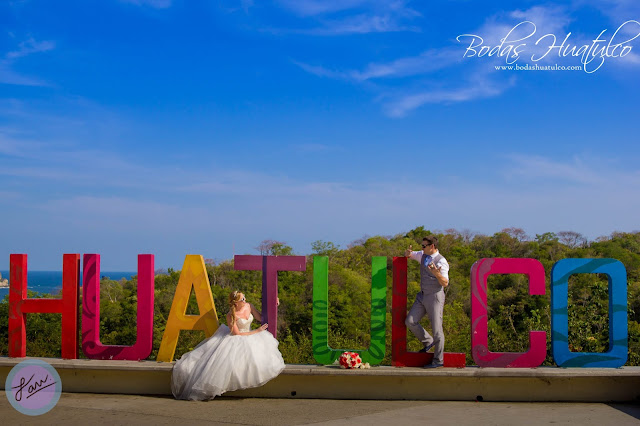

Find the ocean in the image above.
[{"left": 0, "top": 270, "right": 137, "bottom": 299}]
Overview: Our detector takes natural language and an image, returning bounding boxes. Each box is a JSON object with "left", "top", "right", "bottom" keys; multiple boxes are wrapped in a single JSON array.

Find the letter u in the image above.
[
  {"left": 81, "top": 254, "right": 154, "bottom": 360},
  {"left": 311, "top": 256, "right": 387, "bottom": 365}
]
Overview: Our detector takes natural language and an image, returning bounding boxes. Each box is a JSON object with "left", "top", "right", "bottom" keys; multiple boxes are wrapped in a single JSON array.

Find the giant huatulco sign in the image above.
[{"left": 6, "top": 253, "right": 628, "bottom": 368}]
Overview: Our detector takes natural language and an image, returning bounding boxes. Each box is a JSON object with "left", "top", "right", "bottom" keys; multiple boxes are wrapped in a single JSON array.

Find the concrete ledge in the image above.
[{"left": 1, "top": 357, "right": 640, "bottom": 402}]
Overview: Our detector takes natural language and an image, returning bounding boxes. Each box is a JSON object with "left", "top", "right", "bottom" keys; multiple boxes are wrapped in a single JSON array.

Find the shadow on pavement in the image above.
[{"left": 607, "top": 403, "right": 640, "bottom": 420}]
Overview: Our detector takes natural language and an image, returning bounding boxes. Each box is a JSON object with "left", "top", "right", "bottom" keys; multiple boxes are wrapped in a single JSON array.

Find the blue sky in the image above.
[{"left": 1, "top": 0, "right": 639, "bottom": 270}]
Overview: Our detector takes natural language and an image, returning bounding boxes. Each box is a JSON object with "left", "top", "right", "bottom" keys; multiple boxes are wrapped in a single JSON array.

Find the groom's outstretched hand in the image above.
[{"left": 405, "top": 245, "right": 413, "bottom": 257}]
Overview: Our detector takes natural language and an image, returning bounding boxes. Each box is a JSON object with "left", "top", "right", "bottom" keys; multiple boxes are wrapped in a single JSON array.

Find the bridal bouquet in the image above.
[{"left": 338, "top": 351, "right": 370, "bottom": 369}]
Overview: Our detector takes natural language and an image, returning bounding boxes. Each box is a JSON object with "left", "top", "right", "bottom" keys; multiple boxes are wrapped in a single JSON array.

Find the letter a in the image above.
[{"left": 157, "top": 255, "right": 219, "bottom": 362}]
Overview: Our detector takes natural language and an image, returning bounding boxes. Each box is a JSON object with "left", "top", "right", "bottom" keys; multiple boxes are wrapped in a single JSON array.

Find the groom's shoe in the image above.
[
  {"left": 418, "top": 342, "right": 436, "bottom": 353},
  {"left": 424, "top": 361, "right": 444, "bottom": 369}
]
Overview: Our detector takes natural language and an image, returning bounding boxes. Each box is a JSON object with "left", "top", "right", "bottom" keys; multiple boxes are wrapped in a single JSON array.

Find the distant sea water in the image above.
[{"left": 0, "top": 270, "right": 137, "bottom": 298}]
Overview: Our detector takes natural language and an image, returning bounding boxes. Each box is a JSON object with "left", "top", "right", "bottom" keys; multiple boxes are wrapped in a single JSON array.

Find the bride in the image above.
[{"left": 171, "top": 290, "right": 286, "bottom": 400}]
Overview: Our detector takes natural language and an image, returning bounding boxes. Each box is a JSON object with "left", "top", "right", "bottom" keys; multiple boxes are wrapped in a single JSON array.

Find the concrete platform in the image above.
[
  {"left": 1, "top": 357, "right": 640, "bottom": 402},
  {"left": 3, "top": 394, "right": 640, "bottom": 425}
]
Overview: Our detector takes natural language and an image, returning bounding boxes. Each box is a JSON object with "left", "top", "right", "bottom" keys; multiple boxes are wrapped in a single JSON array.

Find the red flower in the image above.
[{"left": 339, "top": 351, "right": 364, "bottom": 369}]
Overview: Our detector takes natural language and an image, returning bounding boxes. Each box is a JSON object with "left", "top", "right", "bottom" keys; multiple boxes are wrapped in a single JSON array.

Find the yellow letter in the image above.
[{"left": 157, "top": 255, "right": 218, "bottom": 362}]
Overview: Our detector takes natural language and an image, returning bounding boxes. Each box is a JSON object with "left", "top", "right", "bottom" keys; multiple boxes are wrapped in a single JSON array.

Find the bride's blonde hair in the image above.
[{"left": 228, "top": 290, "right": 243, "bottom": 326}]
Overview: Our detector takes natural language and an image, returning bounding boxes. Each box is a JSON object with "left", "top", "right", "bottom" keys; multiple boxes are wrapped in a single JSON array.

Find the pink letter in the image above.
[
  {"left": 81, "top": 254, "right": 154, "bottom": 360},
  {"left": 234, "top": 255, "right": 306, "bottom": 337},
  {"left": 471, "top": 258, "right": 547, "bottom": 367}
]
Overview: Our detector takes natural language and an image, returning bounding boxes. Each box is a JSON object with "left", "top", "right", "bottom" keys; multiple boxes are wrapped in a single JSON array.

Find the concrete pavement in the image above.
[{"left": 1, "top": 393, "right": 640, "bottom": 425}]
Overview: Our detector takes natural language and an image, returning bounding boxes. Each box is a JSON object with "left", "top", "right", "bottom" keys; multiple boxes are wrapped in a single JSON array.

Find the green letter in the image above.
[{"left": 312, "top": 256, "right": 387, "bottom": 364}]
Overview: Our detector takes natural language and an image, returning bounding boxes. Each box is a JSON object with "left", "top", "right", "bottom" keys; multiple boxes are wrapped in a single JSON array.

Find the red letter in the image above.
[
  {"left": 9, "top": 254, "right": 80, "bottom": 359},
  {"left": 391, "top": 257, "right": 465, "bottom": 367}
]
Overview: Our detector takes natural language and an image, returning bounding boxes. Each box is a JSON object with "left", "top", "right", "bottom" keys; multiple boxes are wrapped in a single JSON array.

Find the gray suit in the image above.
[{"left": 405, "top": 252, "right": 449, "bottom": 364}]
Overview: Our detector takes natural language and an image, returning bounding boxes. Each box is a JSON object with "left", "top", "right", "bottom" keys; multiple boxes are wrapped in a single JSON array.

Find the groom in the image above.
[{"left": 404, "top": 236, "right": 450, "bottom": 368}]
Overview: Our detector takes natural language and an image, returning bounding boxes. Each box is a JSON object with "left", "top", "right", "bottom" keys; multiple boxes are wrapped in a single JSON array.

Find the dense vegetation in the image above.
[{"left": 1, "top": 227, "right": 639, "bottom": 366}]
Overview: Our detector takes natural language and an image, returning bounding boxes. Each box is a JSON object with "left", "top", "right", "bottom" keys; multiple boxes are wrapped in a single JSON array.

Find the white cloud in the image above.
[
  {"left": 42, "top": 196, "right": 209, "bottom": 230},
  {"left": 0, "top": 122, "right": 161, "bottom": 190},
  {"left": 575, "top": 0, "right": 640, "bottom": 24},
  {"left": 270, "top": 0, "right": 421, "bottom": 35},
  {"left": 619, "top": 50, "right": 640, "bottom": 64},
  {"left": 292, "top": 61, "right": 351, "bottom": 79},
  {"left": 291, "top": 143, "right": 332, "bottom": 152},
  {"left": 509, "top": 5, "right": 572, "bottom": 39},
  {"left": 502, "top": 154, "right": 606, "bottom": 185},
  {"left": 294, "top": 45, "right": 501, "bottom": 117},
  {"left": 1, "top": 37, "right": 55, "bottom": 86},
  {"left": 309, "top": 13, "right": 420, "bottom": 35},
  {"left": 475, "top": 6, "right": 640, "bottom": 72},
  {"left": 121, "top": 0, "right": 172, "bottom": 8},
  {"left": 0, "top": 190, "right": 23, "bottom": 200},
  {"left": 0, "top": 132, "right": 48, "bottom": 157},
  {"left": 293, "top": 4, "right": 637, "bottom": 114},
  {"left": 352, "top": 48, "right": 461, "bottom": 80},
  {"left": 295, "top": 47, "right": 462, "bottom": 81},
  {"left": 0, "top": 66, "right": 47, "bottom": 86},
  {"left": 240, "top": 0, "right": 254, "bottom": 13},
  {"left": 276, "top": 0, "right": 418, "bottom": 18},
  {"left": 456, "top": 5, "right": 574, "bottom": 66},
  {"left": 5, "top": 38, "right": 55, "bottom": 60},
  {"left": 294, "top": 5, "right": 575, "bottom": 115},
  {"left": 381, "top": 74, "right": 515, "bottom": 117},
  {"left": 276, "top": 0, "right": 372, "bottom": 17}
]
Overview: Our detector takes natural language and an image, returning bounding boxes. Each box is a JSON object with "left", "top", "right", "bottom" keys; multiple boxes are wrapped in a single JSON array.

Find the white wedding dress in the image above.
[{"left": 171, "top": 314, "right": 286, "bottom": 400}]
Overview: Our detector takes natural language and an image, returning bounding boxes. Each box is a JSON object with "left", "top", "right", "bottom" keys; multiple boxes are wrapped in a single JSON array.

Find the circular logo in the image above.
[{"left": 5, "top": 359, "right": 62, "bottom": 416}]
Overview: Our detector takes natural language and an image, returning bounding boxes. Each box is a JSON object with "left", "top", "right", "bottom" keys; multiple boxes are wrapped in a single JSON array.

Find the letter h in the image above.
[{"left": 8, "top": 254, "right": 81, "bottom": 359}]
